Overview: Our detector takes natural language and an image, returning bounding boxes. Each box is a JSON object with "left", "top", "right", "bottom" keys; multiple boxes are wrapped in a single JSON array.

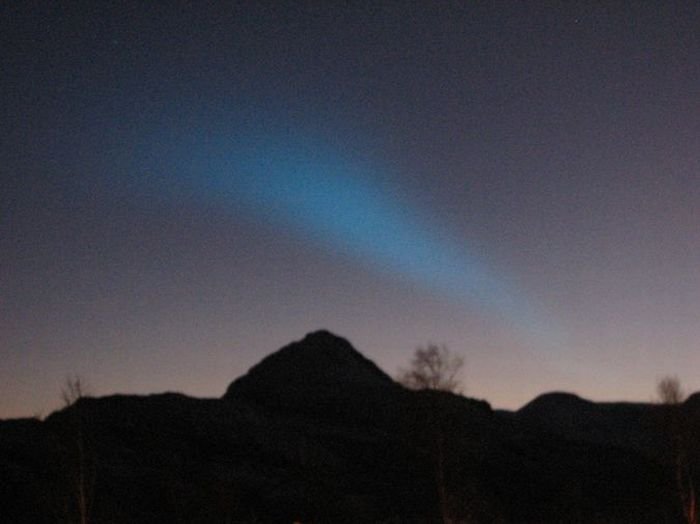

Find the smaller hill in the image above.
[
  {"left": 517, "top": 392, "right": 664, "bottom": 457},
  {"left": 518, "top": 391, "right": 594, "bottom": 419}
]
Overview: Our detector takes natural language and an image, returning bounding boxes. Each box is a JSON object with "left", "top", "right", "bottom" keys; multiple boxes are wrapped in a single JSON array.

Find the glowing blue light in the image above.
[{"left": 141, "top": 127, "right": 546, "bottom": 333}]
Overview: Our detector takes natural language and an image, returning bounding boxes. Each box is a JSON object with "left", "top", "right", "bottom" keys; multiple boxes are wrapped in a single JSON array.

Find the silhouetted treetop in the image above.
[
  {"left": 397, "top": 344, "right": 464, "bottom": 393},
  {"left": 657, "top": 375, "right": 686, "bottom": 406}
]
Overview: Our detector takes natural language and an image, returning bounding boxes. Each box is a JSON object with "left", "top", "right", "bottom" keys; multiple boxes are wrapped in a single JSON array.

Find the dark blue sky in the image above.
[{"left": 2, "top": 2, "right": 700, "bottom": 417}]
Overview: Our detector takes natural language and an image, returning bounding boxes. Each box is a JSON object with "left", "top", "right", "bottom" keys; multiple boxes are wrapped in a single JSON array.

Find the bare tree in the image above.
[
  {"left": 62, "top": 375, "right": 89, "bottom": 408},
  {"left": 61, "top": 375, "right": 93, "bottom": 524},
  {"left": 398, "top": 344, "right": 464, "bottom": 393},
  {"left": 658, "top": 376, "right": 685, "bottom": 406},
  {"left": 398, "top": 345, "right": 465, "bottom": 523},
  {"left": 657, "top": 375, "right": 697, "bottom": 524}
]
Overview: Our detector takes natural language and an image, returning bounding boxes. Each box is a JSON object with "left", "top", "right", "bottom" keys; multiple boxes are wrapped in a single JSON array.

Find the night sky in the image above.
[{"left": 2, "top": 3, "right": 699, "bottom": 419}]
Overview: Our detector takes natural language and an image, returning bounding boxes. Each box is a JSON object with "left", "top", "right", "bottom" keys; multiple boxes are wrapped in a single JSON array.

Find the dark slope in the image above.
[
  {"left": 7, "top": 391, "right": 432, "bottom": 523},
  {"left": 0, "top": 418, "right": 59, "bottom": 524},
  {"left": 0, "top": 330, "right": 694, "bottom": 523}
]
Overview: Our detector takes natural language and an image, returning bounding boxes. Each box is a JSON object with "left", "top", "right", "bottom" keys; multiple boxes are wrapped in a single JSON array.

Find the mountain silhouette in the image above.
[
  {"left": 227, "top": 330, "right": 394, "bottom": 394},
  {"left": 224, "top": 331, "right": 401, "bottom": 425},
  {"left": 0, "top": 330, "right": 694, "bottom": 523}
]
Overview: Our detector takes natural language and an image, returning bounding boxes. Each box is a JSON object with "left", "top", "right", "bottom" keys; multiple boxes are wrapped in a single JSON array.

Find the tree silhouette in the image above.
[
  {"left": 62, "top": 375, "right": 88, "bottom": 408},
  {"left": 657, "top": 375, "right": 697, "bottom": 524},
  {"left": 398, "top": 345, "right": 469, "bottom": 523},
  {"left": 61, "top": 375, "right": 93, "bottom": 524},
  {"left": 658, "top": 376, "right": 685, "bottom": 406},
  {"left": 398, "top": 344, "right": 464, "bottom": 393}
]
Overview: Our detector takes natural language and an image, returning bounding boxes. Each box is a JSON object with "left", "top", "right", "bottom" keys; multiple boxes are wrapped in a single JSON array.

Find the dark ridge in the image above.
[
  {"left": 516, "top": 392, "right": 668, "bottom": 459},
  {"left": 0, "top": 333, "right": 692, "bottom": 522},
  {"left": 517, "top": 391, "right": 593, "bottom": 415}
]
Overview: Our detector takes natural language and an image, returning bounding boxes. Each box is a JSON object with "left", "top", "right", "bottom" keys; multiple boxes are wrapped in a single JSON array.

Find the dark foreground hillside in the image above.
[{"left": 1, "top": 331, "right": 697, "bottom": 523}]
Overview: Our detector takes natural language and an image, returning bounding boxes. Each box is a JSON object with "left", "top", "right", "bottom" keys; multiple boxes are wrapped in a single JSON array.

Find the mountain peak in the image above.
[
  {"left": 223, "top": 331, "right": 399, "bottom": 421},
  {"left": 300, "top": 329, "right": 345, "bottom": 343}
]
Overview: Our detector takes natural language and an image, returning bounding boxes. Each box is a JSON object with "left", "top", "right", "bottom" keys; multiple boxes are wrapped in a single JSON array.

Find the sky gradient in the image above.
[{"left": 2, "top": 3, "right": 700, "bottom": 418}]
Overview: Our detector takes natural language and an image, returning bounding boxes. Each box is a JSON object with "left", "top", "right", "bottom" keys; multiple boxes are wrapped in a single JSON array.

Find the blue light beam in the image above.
[{"left": 143, "top": 129, "right": 547, "bottom": 333}]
